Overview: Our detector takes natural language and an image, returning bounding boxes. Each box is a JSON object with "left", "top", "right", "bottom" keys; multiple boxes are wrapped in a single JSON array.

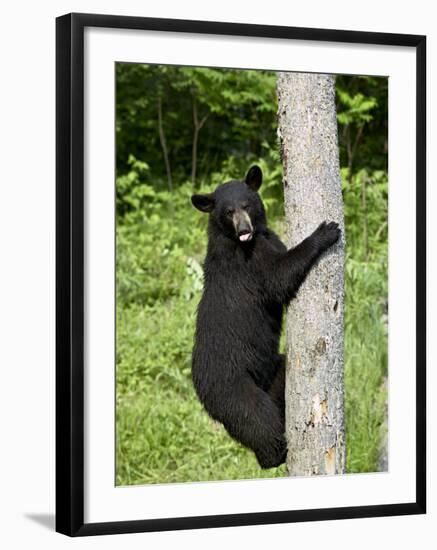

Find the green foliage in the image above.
[
  {"left": 115, "top": 66, "right": 388, "bottom": 484},
  {"left": 116, "top": 63, "right": 278, "bottom": 184},
  {"left": 117, "top": 180, "right": 207, "bottom": 306},
  {"left": 337, "top": 90, "right": 377, "bottom": 126},
  {"left": 343, "top": 168, "right": 388, "bottom": 260},
  {"left": 336, "top": 76, "right": 388, "bottom": 174}
]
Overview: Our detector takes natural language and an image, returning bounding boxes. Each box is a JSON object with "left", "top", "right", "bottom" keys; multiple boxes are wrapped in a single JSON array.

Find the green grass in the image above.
[
  {"left": 343, "top": 259, "right": 388, "bottom": 473},
  {"left": 115, "top": 177, "right": 388, "bottom": 486},
  {"left": 116, "top": 299, "right": 286, "bottom": 485}
]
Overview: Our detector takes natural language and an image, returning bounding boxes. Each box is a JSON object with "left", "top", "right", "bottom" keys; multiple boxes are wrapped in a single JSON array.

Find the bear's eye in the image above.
[
  {"left": 241, "top": 203, "right": 250, "bottom": 211},
  {"left": 225, "top": 208, "right": 234, "bottom": 217}
]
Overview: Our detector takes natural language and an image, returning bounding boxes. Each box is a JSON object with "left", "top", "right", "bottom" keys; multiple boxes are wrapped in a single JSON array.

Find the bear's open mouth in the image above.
[{"left": 238, "top": 231, "right": 253, "bottom": 242}]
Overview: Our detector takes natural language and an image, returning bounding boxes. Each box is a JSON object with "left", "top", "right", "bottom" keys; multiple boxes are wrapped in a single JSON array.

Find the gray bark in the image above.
[
  {"left": 276, "top": 72, "right": 346, "bottom": 476},
  {"left": 191, "top": 94, "right": 209, "bottom": 187},
  {"left": 157, "top": 94, "right": 173, "bottom": 192}
]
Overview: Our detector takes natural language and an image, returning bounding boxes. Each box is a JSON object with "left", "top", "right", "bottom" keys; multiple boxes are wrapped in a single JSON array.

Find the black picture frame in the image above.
[{"left": 56, "top": 12, "right": 426, "bottom": 537}]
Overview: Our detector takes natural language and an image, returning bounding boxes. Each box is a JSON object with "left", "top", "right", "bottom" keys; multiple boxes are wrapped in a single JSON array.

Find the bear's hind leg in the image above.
[
  {"left": 222, "top": 378, "right": 286, "bottom": 469},
  {"left": 267, "top": 360, "right": 285, "bottom": 423}
]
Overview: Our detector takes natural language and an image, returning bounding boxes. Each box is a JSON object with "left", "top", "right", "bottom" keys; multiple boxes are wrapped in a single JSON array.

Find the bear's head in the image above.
[{"left": 191, "top": 166, "right": 266, "bottom": 243}]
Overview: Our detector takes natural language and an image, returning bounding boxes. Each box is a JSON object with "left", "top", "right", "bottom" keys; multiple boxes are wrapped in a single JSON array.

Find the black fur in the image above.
[{"left": 191, "top": 166, "right": 340, "bottom": 468}]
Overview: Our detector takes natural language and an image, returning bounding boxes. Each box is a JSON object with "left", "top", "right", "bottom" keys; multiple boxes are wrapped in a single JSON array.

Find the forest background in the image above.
[{"left": 115, "top": 64, "right": 388, "bottom": 485}]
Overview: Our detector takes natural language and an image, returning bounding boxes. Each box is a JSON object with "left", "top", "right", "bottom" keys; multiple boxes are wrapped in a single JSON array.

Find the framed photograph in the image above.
[{"left": 56, "top": 13, "right": 426, "bottom": 536}]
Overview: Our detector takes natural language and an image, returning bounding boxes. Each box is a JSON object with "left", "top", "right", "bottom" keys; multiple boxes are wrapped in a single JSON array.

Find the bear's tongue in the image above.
[{"left": 239, "top": 232, "right": 251, "bottom": 242}]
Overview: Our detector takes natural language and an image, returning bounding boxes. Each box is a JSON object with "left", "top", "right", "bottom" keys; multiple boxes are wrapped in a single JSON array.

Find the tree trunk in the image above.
[
  {"left": 191, "top": 94, "right": 208, "bottom": 187},
  {"left": 157, "top": 94, "right": 173, "bottom": 192},
  {"left": 277, "top": 72, "right": 346, "bottom": 476},
  {"left": 361, "top": 172, "right": 368, "bottom": 260}
]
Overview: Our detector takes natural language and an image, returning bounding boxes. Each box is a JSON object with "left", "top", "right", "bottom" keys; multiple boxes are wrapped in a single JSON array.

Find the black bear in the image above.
[{"left": 191, "top": 165, "right": 340, "bottom": 468}]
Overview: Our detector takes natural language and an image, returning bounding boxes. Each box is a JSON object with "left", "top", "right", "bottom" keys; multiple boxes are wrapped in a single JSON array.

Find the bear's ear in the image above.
[
  {"left": 245, "top": 165, "right": 263, "bottom": 191},
  {"left": 191, "top": 193, "right": 215, "bottom": 213}
]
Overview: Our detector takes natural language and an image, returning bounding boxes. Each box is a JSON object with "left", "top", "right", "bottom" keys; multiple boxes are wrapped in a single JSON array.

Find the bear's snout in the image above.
[{"left": 232, "top": 210, "right": 253, "bottom": 242}]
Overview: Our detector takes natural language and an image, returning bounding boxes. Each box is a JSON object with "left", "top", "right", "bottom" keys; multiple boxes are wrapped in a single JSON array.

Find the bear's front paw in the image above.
[{"left": 313, "top": 221, "right": 341, "bottom": 251}]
